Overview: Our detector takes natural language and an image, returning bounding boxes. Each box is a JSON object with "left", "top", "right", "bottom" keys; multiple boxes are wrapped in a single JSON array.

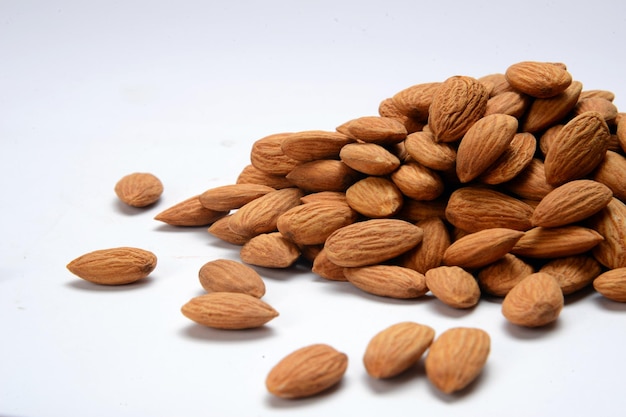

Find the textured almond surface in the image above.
[
  {"left": 199, "top": 184, "right": 275, "bottom": 211},
  {"left": 280, "top": 130, "right": 355, "bottom": 161},
  {"left": 67, "top": 247, "right": 157, "bottom": 285},
  {"left": 539, "top": 255, "right": 602, "bottom": 295},
  {"left": 114, "top": 172, "right": 163, "bottom": 207},
  {"left": 339, "top": 142, "right": 401, "bottom": 176},
  {"left": 505, "top": 61, "right": 572, "bottom": 98},
  {"left": 345, "top": 176, "right": 404, "bottom": 218},
  {"left": 443, "top": 228, "right": 524, "bottom": 269},
  {"left": 593, "top": 268, "right": 626, "bottom": 302},
  {"left": 344, "top": 265, "right": 428, "bottom": 299},
  {"left": 477, "top": 253, "right": 534, "bottom": 297},
  {"left": 588, "top": 198, "right": 626, "bottom": 269},
  {"left": 337, "top": 116, "right": 407, "bottom": 145},
  {"left": 155, "top": 195, "right": 228, "bottom": 226},
  {"left": 425, "top": 266, "right": 481, "bottom": 309},
  {"left": 266, "top": 344, "right": 348, "bottom": 399},
  {"left": 501, "top": 272, "right": 564, "bottom": 327},
  {"left": 512, "top": 226, "right": 604, "bottom": 258},
  {"left": 181, "top": 292, "right": 278, "bottom": 329},
  {"left": 277, "top": 201, "right": 358, "bottom": 245},
  {"left": 198, "top": 259, "right": 265, "bottom": 298},
  {"left": 239, "top": 232, "right": 301, "bottom": 268}
]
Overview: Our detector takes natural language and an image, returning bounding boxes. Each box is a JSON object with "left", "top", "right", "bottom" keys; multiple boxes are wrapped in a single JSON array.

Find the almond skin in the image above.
[
  {"left": 199, "top": 184, "right": 275, "bottom": 211},
  {"left": 280, "top": 130, "right": 355, "bottom": 161},
  {"left": 425, "top": 327, "right": 491, "bottom": 394},
  {"left": 477, "top": 253, "right": 534, "bottom": 297},
  {"left": 398, "top": 217, "right": 451, "bottom": 274},
  {"left": 404, "top": 130, "right": 457, "bottom": 171},
  {"left": 324, "top": 219, "right": 424, "bottom": 267},
  {"left": 336, "top": 116, "right": 407, "bottom": 145},
  {"left": 239, "top": 232, "right": 301, "bottom": 268},
  {"left": 346, "top": 176, "right": 404, "bottom": 218},
  {"left": 343, "top": 265, "right": 428, "bottom": 299},
  {"left": 206, "top": 214, "right": 250, "bottom": 246},
  {"left": 593, "top": 268, "right": 626, "bottom": 302},
  {"left": 266, "top": 344, "right": 348, "bottom": 399},
  {"left": 312, "top": 247, "right": 348, "bottom": 281},
  {"left": 198, "top": 259, "right": 265, "bottom": 298},
  {"left": 504, "top": 158, "right": 555, "bottom": 201},
  {"left": 250, "top": 132, "right": 300, "bottom": 175},
  {"left": 67, "top": 247, "right": 157, "bottom": 285},
  {"left": 593, "top": 150, "right": 626, "bottom": 203},
  {"left": 505, "top": 61, "right": 572, "bottom": 98},
  {"left": 501, "top": 272, "right": 564, "bottom": 327},
  {"left": 522, "top": 80, "right": 582, "bottom": 133},
  {"left": 479, "top": 132, "right": 536, "bottom": 185},
  {"left": 154, "top": 195, "right": 228, "bottom": 226},
  {"left": 588, "top": 197, "right": 626, "bottom": 269},
  {"left": 286, "top": 160, "right": 361, "bottom": 192},
  {"left": 114, "top": 172, "right": 163, "bottom": 207},
  {"left": 236, "top": 164, "right": 293, "bottom": 190},
  {"left": 181, "top": 292, "right": 278, "bottom": 330},
  {"left": 512, "top": 226, "right": 604, "bottom": 258},
  {"left": 339, "top": 142, "right": 401, "bottom": 176},
  {"left": 539, "top": 255, "right": 602, "bottom": 295},
  {"left": 363, "top": 322, "right": 435, "bottom": 379},
  {"left": 391, "top": 82, "right": 442, "bottom": 120},
  {"left": 425, "top": 266, "right": 481, "bottom": 309},
  {"left": 443, "top": 228, "right": 525, "bottom": 269},
  {"left": 390, "top": 161, "right": 445, "bottom": 201}
]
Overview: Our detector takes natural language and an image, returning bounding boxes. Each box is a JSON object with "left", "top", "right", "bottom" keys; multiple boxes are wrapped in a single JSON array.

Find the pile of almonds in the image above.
[{"left": 67, "top": 61, "right": 626, "bottom": 399}]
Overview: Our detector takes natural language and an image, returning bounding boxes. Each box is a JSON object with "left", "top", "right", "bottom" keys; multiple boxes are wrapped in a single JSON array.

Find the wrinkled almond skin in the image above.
[
  {"left": 477, "top": 253, "right": 534, "bottom": 297},
  {"left": 336, "top": 116, "right": 407, "bottom": 145},
  {"left": 346, "top": 176, "right": 404, "bottom": 218},
  {"left": 250, "top": 133, "right": 300, "bottom": 175},
  {"left": 443, "top": 228, "right": 525, "bottom": 269},
  {"left": 277, "top": 202, "right": 358, "bottom": 245},
  {"left": 312, "top": 248, "right": 347, "bottom": 281},
  {"left": 522, "top": 81, "right": 582, "bottom": 133},
  {"left": 398, "top": 217, "right": 450, "bottom": 274},
  {"left": 593, "top": 268, "right": 626, "bottom": 302},
  {"left": 199, "top": 184, "right": 275, "bottom": 211},
  {"left": 539, "top": 255, "right": 602, "bottom": 295},
  {"left": 339, "top": 142, "right": 401, "bottom": 176},
  {"left": 588, "top": 198, "right": 626, "bottom": 269},
  {"left": 114, "top": 172, "right": 163, "bottom": 207},
  {"left": 240, "top": 232, "right": 301, "bottom": 268},
  {"left": 67, "top": 247, "right": 157, "bottom": 285},
  {"left": 425, "top": 327, "right": 490, "bottom": 394},
  {"left": 574, "top": 97, "right": 618, "bottom": 122},
  {"left": 363, "top": 322, "right": 435, "bottom": 379},
  {"left": 236, "top": 164, "right": 293, "bottom": 190},
  {"left": 512, "top": 226, "right": 604, "bottom": 258},
  {"left": 181, "top": 292, "right": 278, "bottom": 330},
  {"left": 479, "top": 132, "right": 536, "bottom": 185},
  {"left": 154, "top": 195, "right": 228, "bottom": 226},
  {"left": 501, "top": 272, "right": 564, "bottom": 327},
  {"left": 504, "top": 158, "right": 555, "bottom": 201},
  {"left": 266, "top": 344, "right": 348, "bottom": 399},
  {"left": 206, "top": 214, "right": 250, "bottom": 246},
  {"left": 484, "top": 90, "right": 531, "bottom": 118},
  {"left": 390, "top": 161, "right": 445, "bottom": 201},
  {"left": 300, "top": 191, "right": 349, "bottom": 206},
  {"left": 505, "top": 61, "right": 572, "bottom": 98},
  {"left": 198, "top": 259, "right": 265, "bottom": 298},
  {"left": 343, "top": 265, "right": 428, "bottom": 299},
  {"left": 531, "top": 179, "right": 613, "bottom": 227},
  {"left": 404, "top": 130, "right": 457, "bottom": 171},
  {"left": 425, "top": 266, "right": 481, "bottom": 309},
  {"left": 593, "top": 150, "right": 626, "bottom": 202},
  {"left": 428, "top": 75, "right": 489, "bottom": 143},
  {"left": 391, "top": 82, "right": 442, "bottom": 120},
  {"left": 324, "top": 219, "right": 424, "bottom": 267},
  {"left": 280, "top": 130, "right": 355, "bottom": 161},
  {"left": 286, "top": 160, "right": 361, "bottom": 192}
]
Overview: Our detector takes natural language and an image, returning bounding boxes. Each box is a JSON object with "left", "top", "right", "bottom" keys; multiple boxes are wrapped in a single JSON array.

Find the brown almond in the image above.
[
  {"left": 428, "top": 75, "right": 489, "bottom": 143},
  {"left": 198, "top": 259, "right": 265, "bottom": 298},
  {"left": 479, "top": 132, "right": 537, "bottom": 185},
  {"left": 363, "top": 322, "right": 435, "bottom": 379},
  {"left": 280, "top": 130, "right": 355, "bottom": 161},
  {"left": 477, "top": 253, "right": 534, "bottom": 297},
  {"left": 501, "top": 272, "right": 564, "bottom": 327},
  {"left": 573, "top": 97, "right": 618, "bottom": 122},
  {"left": 344, "top": 265, "right": 428, "bottom": 299},
  {"left": 114, "top": 172, "right": 163, "bottom": 207},
  {"left": 390, "top": 161, "right": 445, "bottom": 201},
  {"left": 391, "top": 82, "right": 442, "bottom": 120},
  {"left": 593, "top": 268, "right": 626, "bottom": 302},
  {"left": 207, "top": 214, "right": 250, "bottom": 246},
  {"left": 425, "top": 327, "right": 490, "bottom": 394},
  {"left": 484, "top": 90, "right": 531, "bottom": 118},
  {"left": 324, "top": 219, "right": 424, "bottom": 267},
  {"left": 154, "top": 195, "right": 228, "bottom": 226},
  {"left": 511, "top": 226, "right": 604, "bottom": 258},
  {"left": 618, "top": 113, "right": 626, "bottom": 152},
  {"left": 544, "top": 111, "right": 611, "bottom": 186},
  {"left": 339, "top": 142, "right": 401, "bottom": 176},
  {"left": 337, "top": 116, "right": 408, "bottom": 145},
  {"left": 539, "top": 255, "right": 602, "bottom": 295},
  {"left": 588, "top": 197, "right": 626, "bottom": 269},
  {"left": 240, "top": 232, "right": 301, "bottom": 268},
  {"left": 505, "top": 61, "right": 572, "bottom": 98},
  {"left": 250, "top": 133, "right": 300, "bottom": 175},
  {"left": 181, "top": 292, "right": 278, "bottom": 330},
  {"left": 504, "top": 158, "right": 555, "bottom": 201},
  {"left": 445, "top": 186, "right": 534, "bottom": 232},
  {"left": 443, "top": 228, "right": 525, "bottom": 269},
  {"left": 266, "top": 344, "right": 348, "bottom": 399},
  {"left": 300, "top": 191, "right": 349, "bottom": 206},
  {"left": 593, "top": 150, "right": 626, "bottom": 202},
  {"left": 277, "top": 201, "right": 358, "bottom": 245},
  {"left": 522, "top": 81, "right": 582, "bottom": 133},
  {"left": 67, "top": 247, "right": 157, "bottom": 285},
  {"left": 312, "top": 247, "right": 348, "bottom": 281},
  {"left": 345, "top": 176, "right": 404, "bottom": 218},
  {"left": 580, "top": 89, "right": 615, "bottom": 102},
  {"left": 236, "top": 164, "right": 293, "bottom": 189},
  {"left": 286, "top": 160, "right": 361, "bottom": 192},
  {"left": 398, "top": 217, "right": 451, "bottom": 274},
  {"left": 425, "top": 266, "right": 481, "bottom": 309},
  {"left": 456, "top": 114, "right": 518, "bottom": 183},
  {"left": 199, "top": 184, "right": 275, "bottom": 211},
  {"left": 404, "top": 130, "right": 457, "bottom": 171},
  {"left": 531, "top": 179, "right": 613, "bottom": 227},
  {"left": 479, "top": 72, "right": 515, "bottom": 97}
]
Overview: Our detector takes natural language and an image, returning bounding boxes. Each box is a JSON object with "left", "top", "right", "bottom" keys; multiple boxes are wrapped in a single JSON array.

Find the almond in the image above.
[
  {"left": 505, "top": 61, "right": 572, "bottom": 98},
  {"left": 428, "top": 75, "right": 489, "bottom": 143},
  {"left": 531, "top": 179, "right": 613, "bottom": 227},
  {"left": 181, "top": 292, "right": 278, "bottom": 330},
  {"left": 573, "top": 97, "right": 618, "bottom": 122},
  {"left": 239, "top": 232, "right": 301, "bottom": 268},
  {"left": 398, "top": 217, "right": 450, "bottom": 274},
  {"left": 198, "top": 259, "right": 265, "bottom": 298},
  {"left": 588, "top": 197, "right": 626, "bottom": 269},
  {"left": 300, "top": 191, "right": 349, "bottom": 206},
  {"left": 154, "top": 195, "right": 228, "bottom": 226},
  {"left": 391, "top": 82, "right": 442, "bottom": 121},
  {"left": 236, "top": 164, "right": 293, "bottom": 189},
  {"left": 286, "top": 160, "right": 361, "bottom": 192},
  {"left": 479, "top": 132, "right": 536, "bottom": 185},
  {"left": 484, "top": 90, "right": 531, "bottom": 118},
  {"left": 403, "top": 130, "right": 457, "bottom": 171},
  {"left": 443, "top": 228, "right": 525, "bottom": 269},
  {"left": 425, "top": 266, "right": 481, "bottom": 309},
  {"left": 593, "top": 268, "right": 626, "bottom": 302},
  {"left": 266, "top": 344, "right": 348, "bottom": 399},
  {"left": 501, "top": 272, "right": 564, "bottom": 327},
  {"left": 398, "top": 197, "right": 448, "bottom": 222},
  {"left": 67, "top": 247, "right": 157, "bottom": 285},
  {"left": 522, "top": 81, "right": 582, "bottom": 133},
  {"left": 336, "top": 116, "right": 407, "bottom": 145},
  {"left": 343, "top": 265, "right": 428, "bottom": 299},
  {"left": 580, "top": 89, "right": 615, "bottom": 102},
  {"left": 593, "top": 150, "right": 626, "bottom": 202},
  {"left": 504, "top": 158, "right": 555, "bottom": 201},
  {"left": 476, "top": 253, "right": 534, "bottom": 297},
  {"left": 618, "top": 113, "right": 626, "bottom": 151},
  {"left": 280, "top": 130, "right": 355, "bottom": 161},
  {"left": 324, "top": 219, "right": 424, "bottom": 267},
  {"left": 425, "top": 327, "right": 490, "bottom": 394},
  {"left": 312, "top": 247, "right": 347, "bottom": 281},
  {"left": 199, "top": 184, "right": 275, "bottom": 211},
  {"left": 363, "top": 322, "right": 435, "bottom": 379},
  {"left": 539, "top": 255, "right": 602, "bottom": 295},
  {"left": 114, "top": 172, "right": 163, "bottom": 207},
  {"left": 339, "top": 142, "right": 401, "bottom": 176},
  {"left": 206, "top": 214, "right": 250, "bottom": 246},
  {"left": 544, "top": 111, "right": 610, "bottom": 186},
  {"left": 512, "top": 226, "right": 604, "bottom": 258},
  {"left": 276, "top": 201, "right": 358, "bottom": 245},
  {"left": 478, "top": 72, "right": 515, "bottom": 97},
  {"left": 228, "top": 187, "right": 303, "bottom": 237},
  {"left": 250, "top": 132, "right": 300, "bottom": 175},
  {"left": 345, "top": 176, "right": 404, "bottom": 218},
  {"left": 445, "top": 186, "right": 534, "bottom": 232},
  {"left": 456, "top": 113, "right": 518, "bottom": 183},
  {"left": 390, "top": 161, "right": 445, "bottom": 201}
]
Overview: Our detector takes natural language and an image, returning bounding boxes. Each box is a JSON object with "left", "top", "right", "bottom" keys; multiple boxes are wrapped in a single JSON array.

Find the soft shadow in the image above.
[
  {"left": 265, "top": 379, "right": 345, "bottom": 408},
  {"left": 153, "top": 224, "right": 209, "bottom": 234},
  {"left": 364, "top": 360, "right": 425, "bottom": 394},
  {"left": 427, "top": 297, "right": 478, "bottom": 318},
  {"left": 502, "top": 319, "right": 561, "bottom": 340},
  {"left": 426, "top": 363, "right": 491, "bottom": 403},
  {"left": 112, "top": 198, "right": 160, "bottom": 215},
  {"left": 180, "top": 323, "right": 276, "bottom": 342},
  {"left": 564, "top": 285, "right": 595, "bottom": 306},
  {"left": 593, "top": 294, "right": 626, "bottom": 312},
  {"left": 65, "top": 276, "right": 155, "bottom": 292},
  {"left": 323, "top": 281, "right": 434, "bottom": 306}
]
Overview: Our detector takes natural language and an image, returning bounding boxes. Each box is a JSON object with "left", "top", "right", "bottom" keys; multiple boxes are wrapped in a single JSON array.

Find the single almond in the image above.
[
  {"left": 67, "top": 247, "right": 157, "bottom": 285},
  {"left": 324, "top": 219, "right": 424, "bottom": 267},
  {"left": 300, "top": 191, "right": 349, "bottom": 206},
  {"left": 280, "top": 130, "right": 355, "bottom": 161},
  {"left": 588, "top": 197, "right": 626, "bottom": 269},
  {"left": 501, "top": 272, "right": 564, "bottom": 327},
  {"left": 425, "top": 327, "right": 490, "bottom": 394},
  {"left": 443, "top": 228, "right": 525, "bottom": 269},
  {"left": 154, "top": 195, "right": 228, "bottom": 226},
  {"left": 336, "top": 116, "right": 407, "bottom": 145},
  {"left": 339, "top": 142, "right": 401, "bottom": 176},
  {"left": 207, "top": 214, "right": 250, "bottom": 246},
  {"left": 479, "top": 132, "right": 536, "bottom": 185},
  {"left": 240, "top": 232, "right": 301, "bottom": 268},
  {"left": 593, "top": 150, "right": 626, "bottom": 202},
  {"left": 476, "top": 253, "right": 534, "bottom": 297},
  {"left": 579, "top": 89, "right": 615, "bottom": 102},
  {"left": 539, "top": 255, "right": 602, "bottom": 295},
  {"left": 343, "top": 265, "right": 428, "bottom": 299},
  {"left": 573, "top": 97, "right": 618, "bottom": 122},
  {"left": 236, "top": 164, "right": 293, "bottom": 189},
  {"left": 276, "top": 201, "right": 358, "bottom": 245},
  {"left": 114, "top": 172, "right": 163, "bottom": 207},
  {"left": 531, "top": 179, "right": 613, "bottom": 227},
  {"left": 479, "top": 72, "right": 515, "bottom": 97},
  {"left": 346, "top": 176, "right": 404, "bottom": 218},
  {"left": 198, "top": 259, "right": 265, "bottom": 298},
  {"left": 250, "top": 132, "right": 300, "bottom": 175},
  {"left": 312, "top": 247, "right": 348, "bottom": 281},
  {"left": 522, "top": 81, "right": 582, "bottom": 133},
  {"left": 512, "top": 226, "right": 604, "bottom": 258},
  {"left": 404, "top": 130, "right": 457, "bottom": 171},
  {"left": 286, "top": 160, "right": 361, "bottom": 192},
  {"left": 391, "top": 82, "right": 442, "bottom": 121},
  {"left": 363, "top": 322, "right": 435, "bottom": 379},
  {"left": 181, "top": 292, "right": 278, "bottom": 330},
  {"left": 425, "top": 266, "right": 481, "bottom": 309},
  {"left": 593, "top": 268, "right": 626, "bottom": 302},
  {"left": 390, "top": 161, "right": 445, "bottom": 201},
  {"left": 398, "top": 217, "right": 451, "bottom": 274},
  {"left": 505, "top": 61, "right": 572, "bottom": 98},
  {"left": 266, "top": 344, "right": 348, "bottom": 399},
  {"left": 504, "top": 158, "right": 555, "bottom": 201},
  {"left": 199, "top": 184, "right": 275, "bottom": 211},
  {"left": 484, "top": 90, "right": 531, "bottom": 118}
]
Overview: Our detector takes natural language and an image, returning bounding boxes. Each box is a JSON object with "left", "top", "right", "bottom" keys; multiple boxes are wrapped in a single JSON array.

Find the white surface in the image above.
[{"left": 2, "top": 1, "right": 626, "bottom": 416}]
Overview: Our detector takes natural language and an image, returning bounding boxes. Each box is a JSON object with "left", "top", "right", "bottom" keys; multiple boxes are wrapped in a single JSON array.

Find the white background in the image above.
[{"left": 2, "top": 1, "right": 626, "bottom": 416}]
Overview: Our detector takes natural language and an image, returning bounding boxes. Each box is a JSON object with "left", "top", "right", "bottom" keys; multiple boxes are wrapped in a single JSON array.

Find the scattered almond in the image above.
[
  {"left": 114, "top": 172, "right": 163, "bottom": 207},
  {"left": 425, "top": 266, "right": 481, "bottom": 309},
  {"left": 181, "top": 292, "right": 278, "bottom": 329},
  {"left": 501, "top": 272, "right": 564, "bottom": 327},
  {"left": 198, "top": 259, "right": 266, "bottom": 298},
  {"left": 593, "top": 268, "right": 626, "bottom": 302},
  {"left": 67, "top": 247, "right": 157, "bottom": 285}
]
